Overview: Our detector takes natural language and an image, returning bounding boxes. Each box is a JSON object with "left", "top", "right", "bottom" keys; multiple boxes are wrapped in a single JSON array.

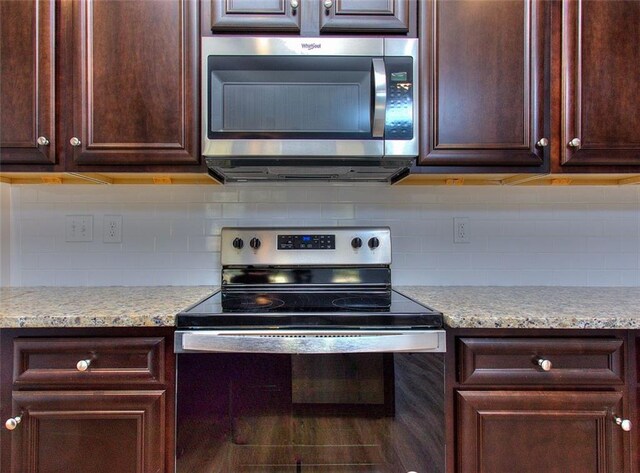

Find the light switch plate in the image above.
[{"left": 66, "top": 215, "right": 93, "bottom": 242}]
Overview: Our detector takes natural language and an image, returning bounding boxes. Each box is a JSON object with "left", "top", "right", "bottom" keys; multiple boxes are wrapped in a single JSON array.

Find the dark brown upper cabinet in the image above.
[
  {"left": 558, "top": 0, "right": 640, "bottom": 169},
  {"left": 211, "top": 0, "right": 302, "bottom": 32},
  {"left": 1, "top": 0, "right": 200, "bottom": 172},
  {"left": 417, "top": 0, "right": 548, "bottom": 171},
  {"left": 66, "top": 0, "right": 200, "bottom": 169},
  {"left": 0, "top": 0, "right": 56, "bottom": 166},
  {"left": 319, "top": 0, "right": 410, "bottom": 33},
  {"left": 208, "top": 0, "right": 413, "bottom": 35}
]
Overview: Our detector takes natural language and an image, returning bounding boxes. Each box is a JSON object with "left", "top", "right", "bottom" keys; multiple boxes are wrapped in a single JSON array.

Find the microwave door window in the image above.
[{"left": 208, "top": 56, "right": 374, "bottom": 140}]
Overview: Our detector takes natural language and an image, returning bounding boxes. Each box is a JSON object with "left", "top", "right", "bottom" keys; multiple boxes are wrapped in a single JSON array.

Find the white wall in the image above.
[
  {"left": 0, "top": 182, "right": 10, "bottom": 286},
  {"left": 6, "top": 183, "right": 640, "bottom": 287}
]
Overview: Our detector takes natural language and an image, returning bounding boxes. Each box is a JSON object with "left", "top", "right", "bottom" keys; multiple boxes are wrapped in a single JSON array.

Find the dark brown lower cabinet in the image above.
[
  {"left": 9, "top": 390, "right": 165, "bottom": 473},
  {"left": 0, "top": 328, "right": 175, "bottom": 473},
  {"left": 456, "top": 390, "right": 625, "bottom": 473}
]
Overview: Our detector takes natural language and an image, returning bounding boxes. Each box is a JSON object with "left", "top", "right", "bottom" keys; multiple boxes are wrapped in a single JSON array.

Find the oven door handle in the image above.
[
  {"left": 371, "top": 58, "right": 387, "bottom": 138},
  {"left": 175, "top": 330, "right": 445, "bottom": 354}
]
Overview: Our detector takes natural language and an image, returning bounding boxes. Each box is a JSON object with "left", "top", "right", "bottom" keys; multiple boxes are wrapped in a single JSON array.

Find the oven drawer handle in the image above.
[{"left": 176, "top": 330, "right": 445, "bottom": 354}]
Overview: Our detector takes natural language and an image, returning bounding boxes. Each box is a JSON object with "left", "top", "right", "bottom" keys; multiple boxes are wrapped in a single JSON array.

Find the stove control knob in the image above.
[
  {"left": 250, "top": 237, "right": 261, "bottom": 249},
  {"left": 368, "top": 237, "right": 380, "bottom": 249},
  {"left": 351, "top": 237, "right": 363, "bottom": 249},
  {"left": 232, "top": 237, "right": 244, "bottom": 249}
]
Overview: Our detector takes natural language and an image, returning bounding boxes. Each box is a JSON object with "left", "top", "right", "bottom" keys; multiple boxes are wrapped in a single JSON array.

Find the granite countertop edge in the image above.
[{"left": 0, "top": 286, "right": 638, "bottom": 330}]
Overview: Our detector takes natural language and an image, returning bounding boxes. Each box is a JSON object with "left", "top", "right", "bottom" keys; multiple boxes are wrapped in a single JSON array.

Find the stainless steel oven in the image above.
[
  {"left": 175, "top": 227, "right": 445, "bottom": 472},
  {"left": 201, "top": 38, "right": 419, "bottom": 183}
]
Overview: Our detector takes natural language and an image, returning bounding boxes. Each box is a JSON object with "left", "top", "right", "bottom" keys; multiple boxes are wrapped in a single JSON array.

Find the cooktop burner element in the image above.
[
  {"left": 331, "top": 295, "right": 391, "bottom": 309},
  {"left": 176, "top": 227, "right": 443, "bottom": 331},
  {"left": 221, "top": 295, "right": 285, "bottom": 311}
]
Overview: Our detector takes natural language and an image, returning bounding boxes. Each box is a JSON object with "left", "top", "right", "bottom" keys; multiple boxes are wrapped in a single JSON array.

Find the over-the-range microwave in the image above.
[{"left": 202, "top": 37, "right": 418, "bottom": 183}]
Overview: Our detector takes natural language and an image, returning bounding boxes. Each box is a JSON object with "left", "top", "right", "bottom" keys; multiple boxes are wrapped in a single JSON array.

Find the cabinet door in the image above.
[
  {"left": 456, "top": 390, "right": 626, "bottom": 473},
  {"left": 419, "top": 0, "right": 547, "bottom": 168},
  {"left": 211, "top": 0, "right": 301, "bottom": 32},
  {"left": 0, "top": 0, "right": 55, "bottom": 165},
  {"left": 67, "top": 0, "right": 199, "bottom": 168},
  {"left": 561, "top": 0, "right": 640, "bottom": 167},
  {"left": 7, "top": 390, "right": 165, "bottom": 473},
  {"left": 319, "top": 0, "right": 410, "bottom": 33}
]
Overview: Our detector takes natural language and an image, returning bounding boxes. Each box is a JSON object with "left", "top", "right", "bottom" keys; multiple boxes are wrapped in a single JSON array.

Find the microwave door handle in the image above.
[{"left": 371, "top": 58, "right": 387, "bottom": 138}]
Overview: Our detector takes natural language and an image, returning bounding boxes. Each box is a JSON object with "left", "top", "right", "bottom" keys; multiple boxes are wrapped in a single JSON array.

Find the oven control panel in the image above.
[
  {"left": 221, "top": 227, "right": 391, "bottom": 266},
  {"left": 278, "top": 234, "right": 335, "bottom": 250}
]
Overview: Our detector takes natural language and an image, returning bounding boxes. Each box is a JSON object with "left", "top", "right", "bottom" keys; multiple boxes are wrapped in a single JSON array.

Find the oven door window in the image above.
[
  {"left": 177, "top": 352, "right": 444, "bottom": 473},
  {"left": 208, "top": 56, "right": 374, "bottom": 140}
]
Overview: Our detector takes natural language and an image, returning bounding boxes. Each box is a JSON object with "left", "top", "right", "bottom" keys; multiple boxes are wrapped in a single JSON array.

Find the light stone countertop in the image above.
[
  {"left": 0, "top": 286, "right": 214, "bottom": 328},
  {"left": 398, "top": 286, "right": 640, "bottom": 329},
  {"left": 0, "top": 286, "right": 638, "bottom": 329}
]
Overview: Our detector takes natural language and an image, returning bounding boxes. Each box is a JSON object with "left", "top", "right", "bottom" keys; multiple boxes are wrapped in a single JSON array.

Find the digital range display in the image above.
[{"left": 278, "top": 234, "right": 335, "bottom": 250}]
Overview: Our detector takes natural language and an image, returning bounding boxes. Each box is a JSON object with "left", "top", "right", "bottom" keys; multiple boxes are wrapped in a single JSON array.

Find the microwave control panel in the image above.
[{"left": 385, "top": 57, "right": 414, "bottom": 140}]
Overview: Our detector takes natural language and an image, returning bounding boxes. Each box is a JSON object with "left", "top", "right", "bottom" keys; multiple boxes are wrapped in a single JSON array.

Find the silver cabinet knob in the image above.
[
  {"left": 614, "top": 416, "right": 632, "bottom": 432},
  {"left": 536, "top": 138, "right": 549, "bottom": 147},
  {"left": 324, "top": 0, "right": 333, "bottom": 8},
  {"left": 76, "top": 359, "right": 92, "bottom": 371},
  {"left": 290, "top": 0, "right": 299, "bottom": 9},
  {"left": 70, "top": 137, "right": 81, "bottom": 147},
  {"left": 5, "top": 415, "right": 22, "bottom": 431},
  {"left": 37, "top": 136, "right": 50, "bottom": 146},
  {"left": 568, "top": 137, "right": 581, "bottom": 147},
  {"left": 536, "top": 358, "right": 552, "bottom": 371}
]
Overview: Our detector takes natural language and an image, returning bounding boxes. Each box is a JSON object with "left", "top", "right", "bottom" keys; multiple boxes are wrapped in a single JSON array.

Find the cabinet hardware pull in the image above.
[
  {"left": 290, "top": 0, "right": 299, "bottom": 9},
  {"left": 568, "top": 137, "right": 581, "bottom": 147},
  {"left": 536, "top": 358, "right": 552, "bottom": 371},
  {"left": 70, "top": 137, "right": 81, "bottom": 147},
  {"left": 614, "top": 416, "right": 632, "bottom": 432},
  {"left": 5, "top": 414, "right": 22, "bottom": 431},
  {"left": 76, "top": 359, "right": 92, "bottom": 371},
  {"left": 536, "top": 138, "right": 548, "bottom": 147},
  {"left": 324, "top": 0, "right": 333, "bottom": 9},
  {"left": 37, "top": 136, "right": 50, "bottom": 146}
]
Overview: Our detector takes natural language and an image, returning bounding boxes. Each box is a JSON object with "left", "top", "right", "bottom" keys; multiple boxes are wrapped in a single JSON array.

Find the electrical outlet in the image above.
[
  {"left": 65, "top": 215, "right": 93, "bottom": 242},
  {"left": 103, "top": 215, "right": 123, "bottom": 243},
  {"left": 454, "top": 217, "right": 470, "bottom": 243}
]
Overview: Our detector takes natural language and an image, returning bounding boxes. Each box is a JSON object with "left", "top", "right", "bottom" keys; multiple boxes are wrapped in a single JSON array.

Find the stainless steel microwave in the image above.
[{"left": 202, "top": 37, "right": 418, "bottom": 183}]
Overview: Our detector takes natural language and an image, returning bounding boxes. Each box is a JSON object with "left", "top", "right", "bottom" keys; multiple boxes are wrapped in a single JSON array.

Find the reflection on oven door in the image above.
[{"left": 176, "top": 353, "right": 444, "bottom": 473}]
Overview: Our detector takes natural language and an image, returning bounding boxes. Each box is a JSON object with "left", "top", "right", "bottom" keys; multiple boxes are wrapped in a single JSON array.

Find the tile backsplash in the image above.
[
  {"left": 0, "top": 182, "right": 10, "bottom": 287},
  {"left": 4, "top": 183, "right": 640, "bottom": 287}
]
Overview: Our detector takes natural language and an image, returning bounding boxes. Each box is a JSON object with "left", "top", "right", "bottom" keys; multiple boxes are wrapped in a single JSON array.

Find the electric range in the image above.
[{"left": 175, "top": 227, "right": 444, "bottom": 353}]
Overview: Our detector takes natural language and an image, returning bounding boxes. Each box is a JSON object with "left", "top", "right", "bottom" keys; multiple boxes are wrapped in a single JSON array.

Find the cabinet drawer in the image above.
[
  {"left": 13, "top": 337, "right": 165, "bottom": 387},
  {"left": 458, "top": 337, "right": 624, "bottom": 385}
]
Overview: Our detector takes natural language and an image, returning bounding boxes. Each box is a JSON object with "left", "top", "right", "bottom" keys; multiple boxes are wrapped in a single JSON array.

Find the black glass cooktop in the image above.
[{"left": 177, "top": 290, "right": 443, "bottom": 329}]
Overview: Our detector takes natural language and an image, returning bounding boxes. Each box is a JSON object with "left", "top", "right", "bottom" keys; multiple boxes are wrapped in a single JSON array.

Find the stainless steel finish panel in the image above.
[
  {"left": 384, "top": 38, "right": 419, "bottom": 158},
  {"left": 175, "top": 330, "right": 446, "bottom": 354},
  {"left": 384, "top": 137, "right": 418, "bottom": 157},
  {"left": 371, "top": 58, "right": 387, "bottom": 138},
  {"left": 221, "top": 227, "right": 391, "bottom": 266},
  {"left": 202, "top": 37, "right": 384, "bottom": 57},
  {"left": 384, "top": 38, "right": 418, "bottom": 58},
  {"left": 203, "top": 139, "right": 383, "bottom": 158}
]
